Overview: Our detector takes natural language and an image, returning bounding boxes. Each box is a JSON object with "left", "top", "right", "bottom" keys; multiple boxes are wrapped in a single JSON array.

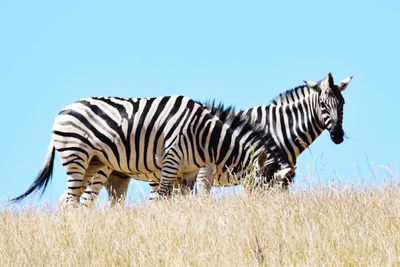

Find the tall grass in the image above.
[{"left": 1, "top": 184, "right": 399, "bottom": 266}]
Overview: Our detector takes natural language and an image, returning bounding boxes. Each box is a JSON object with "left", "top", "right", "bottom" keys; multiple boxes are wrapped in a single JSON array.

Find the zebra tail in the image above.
[{"left": 10, "top": 142, "right": 56, "bottom": 203}]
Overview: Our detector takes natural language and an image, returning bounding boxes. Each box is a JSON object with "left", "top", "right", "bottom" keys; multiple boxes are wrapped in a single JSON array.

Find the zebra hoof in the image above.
[
  {"left": 60, "top": 201, "right": 80, "bottom": 210},
  {"left": 149, "top": 194, "right": 168, "bottom": 201},
  {"left": 151, "top": 188, "right": 172, "bottom": 201}
]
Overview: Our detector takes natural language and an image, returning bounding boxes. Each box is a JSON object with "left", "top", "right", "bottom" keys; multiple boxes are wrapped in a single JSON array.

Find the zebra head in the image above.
[
  {"left": 255, "top": 150, "right": 295, "bottom": 189},
  {"left": 304, "top": 73, "right": 352, "bottom": 144}
]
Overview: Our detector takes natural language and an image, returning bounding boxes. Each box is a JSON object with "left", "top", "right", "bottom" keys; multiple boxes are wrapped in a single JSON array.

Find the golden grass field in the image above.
[{"left": 1, "top": 184, "right": 399, "bottom": 266}]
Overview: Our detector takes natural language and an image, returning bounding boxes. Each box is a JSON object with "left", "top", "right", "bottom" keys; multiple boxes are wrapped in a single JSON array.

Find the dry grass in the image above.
[{"left": 1, "top": 184, "right": 399, "bottom": 266}]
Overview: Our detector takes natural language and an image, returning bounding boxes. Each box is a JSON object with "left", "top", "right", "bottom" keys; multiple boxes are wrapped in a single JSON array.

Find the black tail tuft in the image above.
[{"left": 10, "top": 145, "right": 55, "bottom": 203}]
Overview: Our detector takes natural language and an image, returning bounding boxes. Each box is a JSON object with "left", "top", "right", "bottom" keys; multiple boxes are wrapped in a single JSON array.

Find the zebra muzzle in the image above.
[{"left": 330, "top": 130, "right": 344, "bottom": 144}]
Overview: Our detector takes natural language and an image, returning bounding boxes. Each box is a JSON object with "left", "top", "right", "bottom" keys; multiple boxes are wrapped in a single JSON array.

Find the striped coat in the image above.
[
  {"left": 105, "top": 73, "right": 352, "bottom": 203},
  {"left": 12, "top": 96, "right": 291, "bottom": 206}
]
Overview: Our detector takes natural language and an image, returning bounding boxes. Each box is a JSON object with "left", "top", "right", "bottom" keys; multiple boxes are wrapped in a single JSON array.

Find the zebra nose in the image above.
[
  {"left": 330, "top": 124, "right": 344, "bottom": 144},
  {"left": 331, "top": 122, "right": 342, "bottom": 134}
]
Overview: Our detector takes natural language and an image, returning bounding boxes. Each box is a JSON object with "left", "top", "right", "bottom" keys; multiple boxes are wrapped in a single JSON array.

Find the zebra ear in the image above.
[
  {"left": 327, "top": 72, "right": 334, "bottom": 88},
  {"left": 304, "top": 80, "right": 321, "bottom": 92},
  {"left": 338, "top": 76, "right": 353, "bottom": 92},
  {"left": 257, "top": 150, "right": 267, "bottom": 169}
]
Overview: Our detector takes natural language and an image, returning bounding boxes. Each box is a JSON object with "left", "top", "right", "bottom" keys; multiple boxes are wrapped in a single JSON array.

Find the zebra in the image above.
[
  {"left": 103, "top": 72, "right": 352, "bottom": 203},
  {"left": 11, "top": 95, "right": 292, "bottom": 207}
]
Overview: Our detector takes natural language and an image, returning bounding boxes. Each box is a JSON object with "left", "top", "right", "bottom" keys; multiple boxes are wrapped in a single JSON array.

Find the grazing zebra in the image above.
[
  {"left": 104, "top": 73, "right": 352, "bottom": 203},
  {"left": 12, "top": 96, "right": 292, "bottom": 207}
]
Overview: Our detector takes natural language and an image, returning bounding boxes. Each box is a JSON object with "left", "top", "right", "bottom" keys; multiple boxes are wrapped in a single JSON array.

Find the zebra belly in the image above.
[{"left": 133, "top": 172, "right": 161, "bottom": 182}]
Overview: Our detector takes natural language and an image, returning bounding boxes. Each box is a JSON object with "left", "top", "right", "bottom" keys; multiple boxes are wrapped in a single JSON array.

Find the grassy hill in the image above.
[{"left": 1, "top": 184, "right": 399, "bottom": 266}]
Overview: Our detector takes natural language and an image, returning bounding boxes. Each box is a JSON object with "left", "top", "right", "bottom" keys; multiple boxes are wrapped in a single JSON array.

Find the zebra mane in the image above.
[
  {"left": 202, "top": 100, "right": 289, "bottom": 172},
  {"left": 202, "top": 100, "right": 276, "bottom": 151},
  {"left": 203, "top": 100, "right": 237, "bottom": 126},
  {"left": 271, "top": 85, "right": 311, "bottom": 106}
]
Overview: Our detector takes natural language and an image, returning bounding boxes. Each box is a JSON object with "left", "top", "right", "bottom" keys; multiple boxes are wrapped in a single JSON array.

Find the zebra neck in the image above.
[
  {"left": 266, "top": 88, "right": 324, "bottom": 164},
  {"left": 230, "top": 136, "right": 265, "bottom": 175}
]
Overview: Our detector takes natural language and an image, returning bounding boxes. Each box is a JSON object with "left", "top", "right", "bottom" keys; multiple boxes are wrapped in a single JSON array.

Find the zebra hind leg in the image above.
[
  {"left": 194, "top": 164, "right": 214, "bottom": 195},
  {"left": 81, "top": 166, "right": 113, "bottom": 208},
  {"left": 58, "top": 153, "right": 91, "bottom": 208},
  {"left": 80, "top": 157, "right": 105, "bottom": 207}
]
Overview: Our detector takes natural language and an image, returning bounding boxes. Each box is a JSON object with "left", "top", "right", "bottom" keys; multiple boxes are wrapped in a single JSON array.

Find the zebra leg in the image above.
[
  {"left": 81, "top": 166, "right": 113, "bottom": 208},
  {"left": 194, "top": 164, "right": 214, "bottom": 195},
  {"left": 149, "top": 179, "right": 188, "bottom": 200},
  {"left": 149, "top": 182, "right": 160, "bottom": 200},
  {"left": 62, "top": 172, "right": 88, "bottom": 208},
  {"left": 149, "top": 175, "right": 195, "bottom": 200},
  {"left": 270, "top": 166, "right": 296, "bottom": 190},
  {"left": 58, "top": 151, "right": 92, "bottom": 208},
  {"left": 157, "top": 151, "right": 182, "bottom": 198},
  {"left": 79, "top": 157, "right": 106, "bottom": 207},
  {"left": 105, "top": 172, "right": 130, "bottom": 207}
]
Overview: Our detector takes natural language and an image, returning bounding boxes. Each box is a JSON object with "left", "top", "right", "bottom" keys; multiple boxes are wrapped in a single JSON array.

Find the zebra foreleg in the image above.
[
  {"left": 156, "top": 151, "right": 183, "bottom": 198},
  {"left": 149, "top": 175, "right": 195, "bottom": 200},
  {"left": 157, "top": 174, "right": 180, "bottom": 198}
]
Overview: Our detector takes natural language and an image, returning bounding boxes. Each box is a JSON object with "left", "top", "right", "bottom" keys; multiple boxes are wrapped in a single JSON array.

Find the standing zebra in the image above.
[
  {"left": 12, "top": 96, "right": 292, "bottom": 207},
  {"left": 104, "top": 73, "right": 352, "bottom": 203}
]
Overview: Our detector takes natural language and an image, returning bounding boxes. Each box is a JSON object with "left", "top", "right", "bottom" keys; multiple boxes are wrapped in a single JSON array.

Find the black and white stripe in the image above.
[
  {"left": 12, "top": 95, "right": 290, "bottom": 206},
  {"left": 104, "top": 73, "right": 352, "bottom": 202},
  {"left": 238, "top": 73, "right": 350, "bottom": 166},
  {"left": 198, "top": 73, "right": 352, "bottom": 189}
]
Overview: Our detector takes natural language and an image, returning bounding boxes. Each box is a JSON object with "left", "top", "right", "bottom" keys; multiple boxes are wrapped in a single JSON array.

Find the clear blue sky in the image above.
[{"left": 1, "top": 1, "right": 399, "bottom": 204}]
